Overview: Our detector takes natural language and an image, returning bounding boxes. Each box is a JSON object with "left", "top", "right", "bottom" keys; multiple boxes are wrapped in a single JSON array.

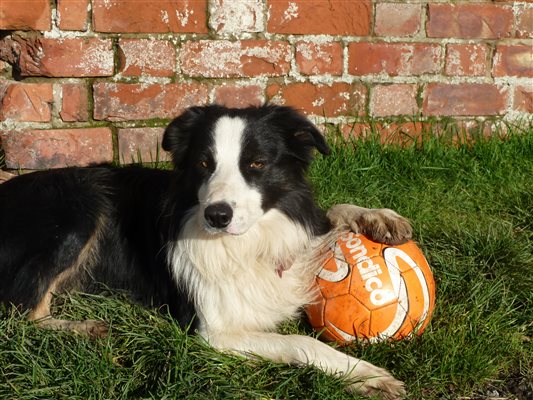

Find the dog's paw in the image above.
[
  {"left": 327, "top": 204, "right": 412, "bottom": 245},
  {"left": 79, "top": 320, "right": 109, "bottom": 338},
  {"left": 352, "top": 377, "right": 406, "bottom": 400},
  {"left": 346, "top": 363, "right": 406, "bottom": 400},
  {"left": 355, "top": 208, "right": 412, "bottom": 245}
]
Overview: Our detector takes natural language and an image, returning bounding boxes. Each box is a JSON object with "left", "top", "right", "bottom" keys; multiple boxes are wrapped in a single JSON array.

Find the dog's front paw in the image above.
[
  {"left": 346, "top": 362, "right": 406, "bottom": 400},
  {"left": 327, "top": 204, "right": 412, "bottom": 245},
  {"left": 356, "top": 208, "right": 412, "bottom": 245},
  {"left": 350, "top": 376, "right": 406, "bottom": 400}
]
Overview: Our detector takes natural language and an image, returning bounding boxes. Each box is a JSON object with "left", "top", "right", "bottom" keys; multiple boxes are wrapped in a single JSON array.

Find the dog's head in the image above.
[{"left": 162, "top": 105, "right": 329, "bottom": 235}]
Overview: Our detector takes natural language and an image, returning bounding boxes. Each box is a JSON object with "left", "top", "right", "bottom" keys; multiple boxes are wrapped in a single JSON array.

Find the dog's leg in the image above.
[
  {"left": 29, "top": 308, "right": 108, "bottom": 339},
  {"left": 327, "top": 204, "right": 412, "bottom": 245},
  {"left": 208, "top": 332, "right": 405, "bottom": 400},
  {"left": 27, "top": 217, "right": 108, "bottom": 338},
  {"left": 28, "top": 274, "right": 108, "bottom": 338}
]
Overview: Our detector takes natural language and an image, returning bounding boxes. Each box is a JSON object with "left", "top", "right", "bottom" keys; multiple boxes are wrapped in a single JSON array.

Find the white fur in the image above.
[
  {"left": 170, "top": 208, "right": 318, "bottom": 334},
  {"left": 197, "top": 116, "right": 264, "bottom": 235}
]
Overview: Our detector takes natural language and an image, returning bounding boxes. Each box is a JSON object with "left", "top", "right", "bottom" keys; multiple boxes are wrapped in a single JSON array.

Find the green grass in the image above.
[{"left": 1, "top": 124, "right": 532, "bottom": 399}]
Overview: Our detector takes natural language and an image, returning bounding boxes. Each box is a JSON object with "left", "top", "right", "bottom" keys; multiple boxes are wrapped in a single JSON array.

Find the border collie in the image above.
[{"left": 0, "top": 105, "right": 411, "bottom": 399}]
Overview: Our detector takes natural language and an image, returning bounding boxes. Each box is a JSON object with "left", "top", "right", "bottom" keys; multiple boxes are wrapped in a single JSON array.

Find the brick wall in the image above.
[{"left": 0, "top": 1, "right": 531, "bottom": 169}]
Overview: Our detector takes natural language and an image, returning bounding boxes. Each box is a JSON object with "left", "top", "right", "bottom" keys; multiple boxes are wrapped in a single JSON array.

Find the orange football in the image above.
[{"left": 306, "top": 232, "right": 435, "bottom": 344}]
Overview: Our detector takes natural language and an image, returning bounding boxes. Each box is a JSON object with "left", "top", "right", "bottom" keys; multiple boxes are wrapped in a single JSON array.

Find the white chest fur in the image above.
[{"left": 169, "top": 209, "right": 323, "bottom": 336}]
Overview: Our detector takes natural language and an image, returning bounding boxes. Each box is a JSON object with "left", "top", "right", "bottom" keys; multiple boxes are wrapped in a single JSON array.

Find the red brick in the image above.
[
  {"left": 0, "top": 83, "right": 52, "bottom": 122},
  {"left": 57, "top": 0, "right": 89, "bottom": 31},
  {"left": 92, "top": 0, "right": 208, "bottom": 33},
  {"left": 516, "top": 5, "right": 533, "bottom": 39},
  {"left": 427, "top": 4, "right": 513, "bottom": 39},
  {"left": 118, "top": 39, "right": 175, "bottom": 77},
  {"left": 60, "top": 84, "right": 89, "bottom": 122},
  {"left": 513, "top": 85, "right": 533, "bottom": 113},
  {"left": 266, "top": 82, "right": 367, "bottom": 117},
  {"left": 0, "top": 0, "right": 51, "bottom": 30},
  {"left": 340, "top": 122, "right": 428, "bottom": 145},
  {"left": 445, "top": 44, "right": 489, "bottom": 77},
  {"left": 342, "top": 120, "right": 511, "bottom": 144},
  {"left": 380, "top": 122, "right": 428, "bottom": 145},
  {"left": 181, "top": 40, "right": 291, "bottom": 78},
  {"left": 1, "top": 128, "right": 113, "bottom": 169},
  {"left": 371, "top": 84, "right": 418, "bottom": 117},
  {"left": 93, "top": 82, "right": 209, "bottom": 121},
  {"left": 0, "top": 35, "right": 28, "bottom": 66},
  {"left": 118, "top": 127, "right": 170, "bottom": 164},
  {"left": 267, "top": 0, "right": 371, "bottom": 35},
  {"left": 18, "top": 38, "right": 114, "bottom": 77},
  {"left": 348, "top": 42, "right": 442, "bottom": 76},
  {"left": 422, "top": 120, "right": 494, "bottom": 143},
  {"left": 214, "top": 85, "right": 263, "bottom": 108},
  {"left": 209, "top": 0, "right": 264, "bottom": 34},
  {"left": 423, "top": 83, "right": 508, "bottom": 116},
  {"left": 339, "top": 122, "right": 374, "bottom": 139},
  {"left": 295, "top": 42, "right": 343, "bottom": 76},
  {"left": 493, "top": 45, "right": 533, "bottom": 78},
  {"left": 440, "top": 120, "right": 505, "bottom": 143},
  {"left": 375, "top": 3, "right": 421, "bottom": 37}
]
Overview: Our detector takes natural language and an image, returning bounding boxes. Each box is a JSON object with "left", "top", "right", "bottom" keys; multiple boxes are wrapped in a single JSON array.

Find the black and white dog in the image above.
[{"left": 0, "top": 105, "right": 411, "bottom": 399}]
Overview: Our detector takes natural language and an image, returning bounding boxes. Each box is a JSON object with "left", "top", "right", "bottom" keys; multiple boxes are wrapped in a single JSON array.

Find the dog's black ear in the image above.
[
  {"left": 162, "top": 107, "right": 205, "bottom": 167},
  {"left": 292, "top": 127, "right": 331, "bottom": 156},
  {"left": 267, "top": 105, "right": 330, "bottom": 157}
]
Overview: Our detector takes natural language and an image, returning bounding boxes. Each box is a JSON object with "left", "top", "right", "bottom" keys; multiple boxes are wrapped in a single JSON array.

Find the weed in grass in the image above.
[{"left": 1, "top": 126, "right": 532, "bottom": 399}]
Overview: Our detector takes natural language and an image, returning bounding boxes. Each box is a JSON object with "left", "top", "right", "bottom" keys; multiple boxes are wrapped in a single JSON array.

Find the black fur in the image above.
[{"left": 0, "top": 166, "right": 197, "bottom": 329}]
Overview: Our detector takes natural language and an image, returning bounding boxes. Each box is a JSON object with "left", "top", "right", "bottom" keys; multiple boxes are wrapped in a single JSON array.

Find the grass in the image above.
[{"left": 1, "top": 123, "right": 532, "bottom": 399}]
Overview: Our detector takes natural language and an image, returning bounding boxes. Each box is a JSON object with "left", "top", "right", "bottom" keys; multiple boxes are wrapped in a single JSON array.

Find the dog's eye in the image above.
[
  {"left": 198, "top": 160, "right": 209, "bottom": 169},
  {"left": 249, "top": 162, "right": 265, "bottom": 170}
]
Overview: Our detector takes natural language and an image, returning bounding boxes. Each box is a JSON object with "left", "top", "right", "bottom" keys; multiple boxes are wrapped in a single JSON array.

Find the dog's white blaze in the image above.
[{"left": 197, "top": 116, "right": 263, "bottom": 235}]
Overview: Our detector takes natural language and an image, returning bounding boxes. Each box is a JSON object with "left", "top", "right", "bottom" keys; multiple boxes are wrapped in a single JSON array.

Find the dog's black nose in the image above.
[{"left": 204, "top": 202, "right": 233, "bottom": 229}]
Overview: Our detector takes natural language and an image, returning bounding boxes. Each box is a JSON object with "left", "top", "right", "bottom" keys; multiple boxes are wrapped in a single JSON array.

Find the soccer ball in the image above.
[{"left": 305, "top": 232, "right": 435, "bottom": 344}]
